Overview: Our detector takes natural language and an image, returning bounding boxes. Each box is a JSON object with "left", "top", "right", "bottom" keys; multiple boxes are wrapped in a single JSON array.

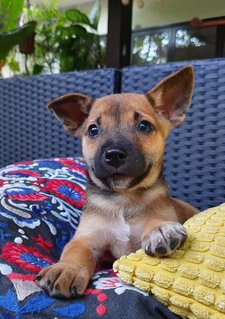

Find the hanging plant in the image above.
[
  {"left": 0, "top": 0, "right": 37, "bottom": 75},
  {"left": 0, "top": 20, "right": 37, "bottom": 60},
  {"left": 19, "top": 31, "right": 35, "bottom": 54}
]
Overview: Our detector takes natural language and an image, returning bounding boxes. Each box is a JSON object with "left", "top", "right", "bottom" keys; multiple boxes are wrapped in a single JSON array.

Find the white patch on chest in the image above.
[
  {"left": 110, "top": 214, "right": 133, "bottom": 258},
  {"left": 113, "top": 214, "right": 130, "bottom": 243}
]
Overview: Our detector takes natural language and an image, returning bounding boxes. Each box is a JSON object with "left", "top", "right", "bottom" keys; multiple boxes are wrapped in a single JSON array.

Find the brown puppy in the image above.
[{"left": 36, "top": 66, "right": 198, "bottom": 298}]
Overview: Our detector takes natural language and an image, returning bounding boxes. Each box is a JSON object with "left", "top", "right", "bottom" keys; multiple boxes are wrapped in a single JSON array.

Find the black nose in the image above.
[{"left": 104, "top": 148, "right": 127, "bottom": 168}]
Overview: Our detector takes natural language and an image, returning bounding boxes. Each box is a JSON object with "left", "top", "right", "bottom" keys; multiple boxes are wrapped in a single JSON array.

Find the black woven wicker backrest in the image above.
[
  {"left": 0, "top": 69, "right": 118, "bottom": 168},
  {"left": 122, "top": 59, "right": 225, "bottom": 210}
]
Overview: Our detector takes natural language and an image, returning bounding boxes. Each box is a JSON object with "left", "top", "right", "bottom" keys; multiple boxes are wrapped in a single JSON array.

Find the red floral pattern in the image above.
[
  {"left": 43, "top": 179, "right": 86, "bottom": 208},
  {"left": 0, "top": 241, "right": 53, "bottom": 273}
]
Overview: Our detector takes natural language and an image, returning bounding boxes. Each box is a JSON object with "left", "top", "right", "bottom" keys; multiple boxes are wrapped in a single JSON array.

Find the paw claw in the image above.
[
  {"left": 155, "top": 246, "right": 168, "bottom": 255},
  {"left": 35, "top": 275, "right": 42, "bottom": 281},
  {"left": 70, "top": 286, "right": 78, "bottom": 297},
  {"left": 35, "top": 263, "right": 89, "bottom": 298},
  {"left": 170, "top": 238, "right": 179, "bottom": 250}
]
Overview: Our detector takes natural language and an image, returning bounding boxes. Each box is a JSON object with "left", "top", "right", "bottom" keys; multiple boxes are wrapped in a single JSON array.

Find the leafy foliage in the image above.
[
  {"left": 0, "top": 0, "right": 24, "bottom": 31},
  {"left": 1, "top": 0, "right": 104, "bottom": 76},
  {"left": 56, "top": 4, "right": 103, "bottom": 72},
  {"left": 0, "top": 21, "right": 36, "bottom": 60},
  {"left": 30, "top": 0, "right": 104, "bottom": 74},
  {"left": 0, "top": 0, "right": 36, "bottom": 75}
]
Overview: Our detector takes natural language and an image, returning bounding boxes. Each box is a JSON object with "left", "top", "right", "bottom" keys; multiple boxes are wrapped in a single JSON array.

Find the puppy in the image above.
[{"left": 36, "top": 66, "right": 198, "bottom": 298}]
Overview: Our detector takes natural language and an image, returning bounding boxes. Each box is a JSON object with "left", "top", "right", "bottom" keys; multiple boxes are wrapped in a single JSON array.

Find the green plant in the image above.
[
  {"left": 30, "top": 0, "right": 104, "bottom": 74},
  {"left": 24, "top": 0, "right": 59, "bottom": 74},
  {"left": 0, "top": 0, "right": 24, "bottom": 31},
  {"left": 0, "top": 21, "right": 36, "bottom": 60},
  {"left": 56, "top": 1, "right": 103, "bottom": 72},
  {"left": 1, "top": 0, "right": 104, "bottom": 76},
  {"left": 0, "top": 0, "right": 36, "bottom": 74}
]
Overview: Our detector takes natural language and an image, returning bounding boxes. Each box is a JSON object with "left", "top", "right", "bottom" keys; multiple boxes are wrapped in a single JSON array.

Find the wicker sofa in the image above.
[{"left": 0, "top": 59, "right": 224, "bottom": 319}]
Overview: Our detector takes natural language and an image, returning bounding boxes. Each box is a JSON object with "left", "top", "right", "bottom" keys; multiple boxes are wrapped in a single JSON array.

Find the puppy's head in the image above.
[{"left": 48, "top": 66, "right": 194, "bottom": 192}]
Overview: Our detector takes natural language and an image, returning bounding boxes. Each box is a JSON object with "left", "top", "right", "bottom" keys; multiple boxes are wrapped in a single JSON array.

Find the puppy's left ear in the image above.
[
  {"left": 48, "top": 93, "right": 93, "bottom": 137},
  {"left": 146, "top": 66, "right": 194, "bottom": 127}
]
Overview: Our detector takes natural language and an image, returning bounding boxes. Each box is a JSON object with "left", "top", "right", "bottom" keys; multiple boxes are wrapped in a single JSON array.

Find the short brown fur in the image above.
[{"left": 36, "top": 66, "right": 198, "bottom": 298}]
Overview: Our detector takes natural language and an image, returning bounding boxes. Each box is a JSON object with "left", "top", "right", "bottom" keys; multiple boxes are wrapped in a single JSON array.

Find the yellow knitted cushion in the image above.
[{"left": 113, "top": 204, "right": 225, "bottom": 319}]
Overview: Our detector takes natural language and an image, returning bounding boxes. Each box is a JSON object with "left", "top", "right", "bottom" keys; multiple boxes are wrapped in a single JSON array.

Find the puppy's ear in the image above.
[
  {"left": 48, "top": 93, "right": 93, "bottom": 136},
  {"left": 146, "top": 66, "right": 194, "bottom": 127}
]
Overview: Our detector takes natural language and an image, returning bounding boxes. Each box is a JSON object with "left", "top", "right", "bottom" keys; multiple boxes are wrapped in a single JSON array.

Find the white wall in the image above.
[
  {"left": 79, "top": 0, "right": 225, "bottom": 35},
  {"left": 132, "top": 0, "right": 225, "bottom": 30}
]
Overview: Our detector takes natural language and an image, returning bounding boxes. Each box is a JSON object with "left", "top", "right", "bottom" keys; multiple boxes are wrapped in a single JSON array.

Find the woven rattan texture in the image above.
[
  {"left": 0, "top": 69, "right": 118, "bottom": 167},
  {"left": 122, "top": 59, "right": 225, "bottom": 210}
]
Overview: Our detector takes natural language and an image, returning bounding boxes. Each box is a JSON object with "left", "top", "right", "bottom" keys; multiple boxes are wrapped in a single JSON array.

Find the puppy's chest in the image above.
[
  {"left": 113, "top": 214, "right": 144, "bottom": 249},
  {"left": 100, "top": 194, "right": 145, "bottom": 249}
]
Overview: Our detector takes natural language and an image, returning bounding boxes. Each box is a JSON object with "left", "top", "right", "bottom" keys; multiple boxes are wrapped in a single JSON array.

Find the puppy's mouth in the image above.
[
  {"left": 106, "top": 173, "right": 132, "bottom": 186},
  {"left": 92, "top": 164, "right": 152, "bottom": 191},
  {"left": 90, "top": 168, "right": 131, "bottom": 190},
  {"left": 104, "top": 174, "right": 133, "bottom": 190},
  {"left": 108, "top": 173, "right": 130, "bottom": 180}
]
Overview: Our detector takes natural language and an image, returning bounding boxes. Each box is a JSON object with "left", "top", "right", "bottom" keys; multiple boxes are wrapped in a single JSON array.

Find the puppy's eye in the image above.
[
  {"left": 87, "top": 124, "right": 100, "bottom": 138},
  {"left": 137, "top": 120, "right": 154, "bottom": 134}
]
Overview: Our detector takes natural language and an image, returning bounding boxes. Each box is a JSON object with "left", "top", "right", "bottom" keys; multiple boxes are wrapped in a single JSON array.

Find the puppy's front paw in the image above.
[
  {"left": 142, "top": 222, "right": 187, "bottom": 257},
  {"left": 35, "top": 262, "right": 90, "bottom": 298}
]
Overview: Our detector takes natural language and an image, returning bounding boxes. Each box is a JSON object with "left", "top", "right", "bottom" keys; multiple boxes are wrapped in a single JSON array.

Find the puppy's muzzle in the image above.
[
  {"left": 92, "top": 137, "right": 149, "bottom": 189},
  {"left": 104, "top": 148, "right": 127, "bottom": 168}
]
